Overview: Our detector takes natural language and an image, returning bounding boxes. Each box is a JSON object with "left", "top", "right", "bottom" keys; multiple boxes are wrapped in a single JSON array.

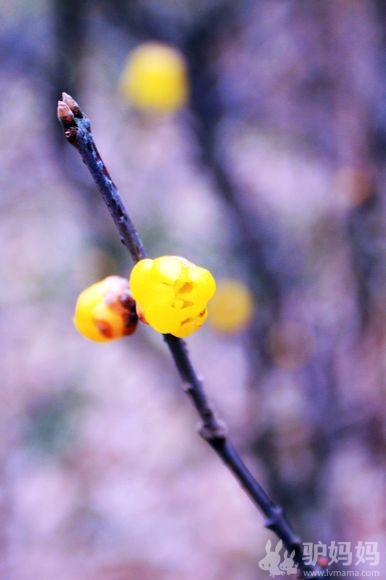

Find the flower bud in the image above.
[
  {"left": 74, "top": 276, "right": 137, "bottom": 342},
  {"left": 129, "top": 256, "right": 216, "bottom": 338}
]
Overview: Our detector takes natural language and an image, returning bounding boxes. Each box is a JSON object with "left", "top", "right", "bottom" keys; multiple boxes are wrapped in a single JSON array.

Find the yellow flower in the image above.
[
  {"left": 74, "top": 276, "right": 137, "bottom": 342},
  {"left": 119, "top": 42, "right": 189, "bottom": 113},
  {"left": 208, "top": 278, "right": 254, "bottom": 333},
  {"left": 129, "top": 256, "right": 216, "bottom": 338}
]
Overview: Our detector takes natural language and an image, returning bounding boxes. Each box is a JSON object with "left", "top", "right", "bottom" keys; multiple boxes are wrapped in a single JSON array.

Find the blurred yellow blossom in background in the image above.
[
  {"left": 130, "top": 256, "right": 216, "bottom": 338},
  {"left": 119, "top": 42, "right": 189, "bottom": 113},
  {"left": 208, "top": 278, "right": 254, "bottom": 333}
]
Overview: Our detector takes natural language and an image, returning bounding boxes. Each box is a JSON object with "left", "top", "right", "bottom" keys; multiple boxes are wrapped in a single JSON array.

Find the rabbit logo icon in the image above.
[
  {"left": 258, "top": 540, "right": 298, "bottom": 577},
  {"left": 280, "top": 550, "right": 298, "bottom": 576}
]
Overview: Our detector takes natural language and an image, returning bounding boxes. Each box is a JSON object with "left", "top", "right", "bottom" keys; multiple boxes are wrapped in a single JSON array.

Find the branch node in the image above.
[
  {"left": 198, "top": 419, "right": 228, "bottom": 442},
  {"left": 64, "top": 127, "right": 78, "bottom": 144},
  {"left": 264, "top": 505, "right": 284, "bottom": 529},
  {"left": 181, "top": 381, "right": 192, "bottom": 393}
]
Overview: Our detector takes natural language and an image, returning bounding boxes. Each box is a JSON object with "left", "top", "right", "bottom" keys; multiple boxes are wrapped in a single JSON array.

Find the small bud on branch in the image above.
[
  {"left": 57, "top": 100, "right": 75, "bottom": 127},
  {"left": 62, "top": 92, "right": 82, "bottom": 117}
]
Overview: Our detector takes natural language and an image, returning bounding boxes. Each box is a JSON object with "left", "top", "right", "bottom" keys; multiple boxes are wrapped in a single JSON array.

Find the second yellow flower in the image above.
[{"left": 130, "top": 256, "right": 216, "bottom": 338}]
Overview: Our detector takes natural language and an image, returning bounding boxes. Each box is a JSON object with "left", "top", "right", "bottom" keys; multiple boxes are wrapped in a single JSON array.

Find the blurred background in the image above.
[{"left": 1, "top": 1, "right": 386, "bottom": 578}]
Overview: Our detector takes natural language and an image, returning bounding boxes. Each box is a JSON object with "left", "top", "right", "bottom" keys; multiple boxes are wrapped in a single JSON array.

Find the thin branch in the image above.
[{"left": 57, "top": 93, "right": 325, "bottom": 577}]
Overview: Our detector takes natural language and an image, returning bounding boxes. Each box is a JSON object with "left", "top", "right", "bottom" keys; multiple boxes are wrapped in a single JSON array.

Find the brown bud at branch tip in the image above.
[
  {"left": 62, "top": 92, "right": 81, "bottom": 116},
  {"left": 57, "top": 101, "right": 75, "bottom": 127}
]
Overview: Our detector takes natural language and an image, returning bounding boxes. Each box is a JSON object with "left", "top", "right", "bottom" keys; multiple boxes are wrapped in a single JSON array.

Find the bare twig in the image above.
[{"left": 57, "top": 93, "right": 325, "bottom": 577}]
